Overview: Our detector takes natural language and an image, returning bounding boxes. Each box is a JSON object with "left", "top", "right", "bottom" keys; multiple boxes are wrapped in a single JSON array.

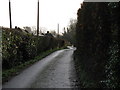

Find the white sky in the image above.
[{"left": 0, "top": 0, "right": 83, "bottom": 33}]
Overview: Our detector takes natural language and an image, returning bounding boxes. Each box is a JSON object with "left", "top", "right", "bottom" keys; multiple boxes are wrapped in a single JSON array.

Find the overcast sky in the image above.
[{"left": 0, "top": 0, "right": 83, "bottom": 33}]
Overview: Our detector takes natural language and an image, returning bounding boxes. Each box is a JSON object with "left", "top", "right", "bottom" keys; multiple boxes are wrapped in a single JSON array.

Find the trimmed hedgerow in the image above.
[{"left": 2, "top": 27, "right": 65, "bottom": 70}]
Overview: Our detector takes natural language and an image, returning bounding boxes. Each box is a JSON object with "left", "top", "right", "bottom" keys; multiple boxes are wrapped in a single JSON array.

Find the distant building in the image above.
[{"left": 45, "top": 31, "right": 54, "bottom": 37}]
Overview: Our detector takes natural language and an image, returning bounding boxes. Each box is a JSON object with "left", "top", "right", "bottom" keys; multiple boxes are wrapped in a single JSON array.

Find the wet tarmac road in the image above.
[{"left": 3, "top": 48, "right": 77, "bottom": 88}]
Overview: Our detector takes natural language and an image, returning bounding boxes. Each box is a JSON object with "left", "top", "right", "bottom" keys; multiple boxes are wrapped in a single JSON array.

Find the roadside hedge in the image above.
[
  {"left": 2, "top": 27, "right": 65, "bottom": 70},
  {"left": 74, "top": 2, "right": 119, "bottom": 88}
]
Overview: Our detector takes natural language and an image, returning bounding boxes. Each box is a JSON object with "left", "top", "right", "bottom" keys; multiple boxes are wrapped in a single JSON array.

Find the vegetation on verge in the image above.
[
  {"left": 2, "top": 27, "right": 67, "bottom": 83},
  {"left": 74, "top": 2, "right": 120, "bottom": 88},
  {"left": 2, "top": 47, "right": 66, "bottom": 83},
  {"left": 2, "top": 27, "right": 66, "bottom": 70}
]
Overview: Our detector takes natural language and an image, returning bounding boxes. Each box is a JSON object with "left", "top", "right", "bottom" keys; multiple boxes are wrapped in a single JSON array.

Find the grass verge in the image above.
[{"left": 2, "top": 46, "right": 67, "bottom": 83}]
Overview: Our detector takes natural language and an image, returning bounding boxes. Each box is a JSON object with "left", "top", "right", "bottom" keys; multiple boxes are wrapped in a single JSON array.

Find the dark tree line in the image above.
[{"left": 75, "top": 2, "right": 120, "bottom": 88}]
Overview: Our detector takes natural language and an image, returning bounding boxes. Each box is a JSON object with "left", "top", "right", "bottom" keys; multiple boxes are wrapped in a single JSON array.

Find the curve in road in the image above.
[{"left": 3, "top": 48, "right": 77, "bottom": 88}]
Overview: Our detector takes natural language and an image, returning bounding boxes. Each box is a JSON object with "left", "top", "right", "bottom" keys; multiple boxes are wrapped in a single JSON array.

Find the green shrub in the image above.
[{"left": 2, "top": 27, "right": 65, "bottom": 70}]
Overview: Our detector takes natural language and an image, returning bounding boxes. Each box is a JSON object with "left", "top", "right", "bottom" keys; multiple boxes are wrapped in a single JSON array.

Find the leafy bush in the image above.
[{"left": 2, "top": 27, "right": 65, "bottom": 70}]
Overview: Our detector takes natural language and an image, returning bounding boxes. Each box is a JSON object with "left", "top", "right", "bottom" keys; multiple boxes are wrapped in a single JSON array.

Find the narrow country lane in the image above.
[{"left": 3, "top": 47, "right": 77, "bottom": 88}]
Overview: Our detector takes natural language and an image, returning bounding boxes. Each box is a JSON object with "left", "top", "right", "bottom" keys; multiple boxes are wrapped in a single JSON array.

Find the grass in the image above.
[{"left": 2, "top": 46, "right": 67, "bottom": 83}]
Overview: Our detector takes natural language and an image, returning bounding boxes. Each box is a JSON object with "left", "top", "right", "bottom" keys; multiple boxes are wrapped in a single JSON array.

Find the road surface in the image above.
[{"left": 3, "top": 48, "right": 77, "bottom": 88}]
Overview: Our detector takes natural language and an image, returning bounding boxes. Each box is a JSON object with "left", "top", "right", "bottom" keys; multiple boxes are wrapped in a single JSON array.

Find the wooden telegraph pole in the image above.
[
  {"left": 37, "top": 0, "right": 39, "bottom": 36},
  {"left": 9, "top": 0, "right": 12, "bottom": 29},
  {"left": 57, "top": 23, "right": 59, "bottom": 38}
]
